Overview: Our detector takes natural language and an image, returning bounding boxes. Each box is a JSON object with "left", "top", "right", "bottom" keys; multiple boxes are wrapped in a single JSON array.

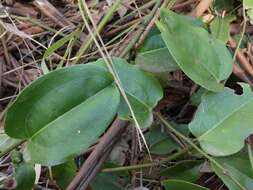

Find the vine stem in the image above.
[
  {"left": 102, "top": 146, "right": 190, "bottom": 172},
  {"left": 155, "top": 113, "right": 247, "bottom": 190}
]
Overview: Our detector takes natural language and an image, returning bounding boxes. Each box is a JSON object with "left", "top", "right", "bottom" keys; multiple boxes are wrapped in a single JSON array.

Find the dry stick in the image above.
[
  {"left": 32, "top": 0, "right": 74, "bottom": 28},
  {"left": 229, "top": 38, "right": 253, "bottom": 79},
  {"left": 232, "top": 64, "right": 253, "bottom": 85},
  {"left": 190, "top": 0, "right": 212, "bottom": 17},
  {"left": 66, "top": 119, "right": 129, "bottom": 190},
  {"left": 172, "top": 0, "right": 197, "bottom": 10},
  {"left": 119, "top": 0, "right": 163, "bottom": 58},
  {"left": 102, "top": 146, "right": 190, "bottom": 172}
]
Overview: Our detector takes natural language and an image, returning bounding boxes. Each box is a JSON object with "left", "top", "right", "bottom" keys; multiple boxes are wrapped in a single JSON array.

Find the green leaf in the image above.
[
  {"left": 90, "top": 167, "right": 129, "bottom": 190},
  {"left": 135, "top": 33, "right": 178, "bottom": 73},
  {"left": 215, "top": 150, "right": 253, "bottom": 178},
  {"left": 5, "top": 58, "right": 162, "bottom": 165},
  {"left": 52, "top": 160, "right": 77, "bottom": 189},
  {"left": 23, "top": 85, "right": 120, "bottom": 165},
  {"left": 211, "top": 161, "right": 253, "bottom": 190},
  {"left": 13, "top": 163, "right": 35, "bottom": 190},
  {"left": 157, "top": 9, "right": 233, "bottom": 92},
  {"left": 11, "top": 151, "right": 35, "bottom": 190},
  {"left": 162, "top": 179, "right": 208, "bottom": 190},
  {"left": 161, "top": 160, "right": 203, "bottom": 182},
  {"left": 95, "top": 57, "right": 163, "bottom": 128},
  {"left": 43, "top": 31, "right": 78, "bottom": 59},
  {"left": 210, "top": 15, "right": 236, "bottom": 43},
  {"left": 189, "top": 84, "right": 253, "bottom": 156},
  {"left": 5, "top": 64, "right": 114, "bottom": 139},
  {"left": 213, "top": 0, "right": 236, "bottom": 11},
  {"left": 146, "top": 126, "right": 179, "bottom": 155}
]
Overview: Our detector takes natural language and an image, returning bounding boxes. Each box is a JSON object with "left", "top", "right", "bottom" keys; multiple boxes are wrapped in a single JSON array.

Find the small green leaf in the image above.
[
  {"left": 146, "top": 126, "right": 179, "bottom": 155},
  {"left": 161, "top": 160, "right": 203, "bottom": 182},
  {"left": 162, "top": 179, "right": 208, "bottom": 190},
  {"left": 11, "top": 152, "right": 35, "bottom": 190},
  {"left": 157, "top": 9, "right": 233, "bottom": 92},
  {"left": 189, "top": 84, "right": 253, "bottom": 156},
  {"left": 52, "top": 160, "right": 77, "bottom": 189},
  {"left": 213, "top": 0, "right": 236, "bottom": 12},
  {"left": 210, "top": 15, "right": 236, "bottom": 43},
  {"left": 90, "top": 168, "right": 129, "bottom": 190},
  {"left": 43, "top": 31, "right": 78, "bottom": 59},
  {"left": 135, "top": 33, "right": 178, "bottom": 73}
]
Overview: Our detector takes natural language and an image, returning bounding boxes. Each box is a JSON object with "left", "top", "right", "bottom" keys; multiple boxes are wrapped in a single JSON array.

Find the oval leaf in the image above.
[
  {"left": 5, "top": 64, "right": 114, "bottom": 139},
  {"left": 23, "top": 85, "right": 120, "bottom": 165},
  {"left": 189, "top": 84, "right": 253, "bottom": 156},
  {"left": 157, "top": 9, "right": 232, "bottom": 92}
]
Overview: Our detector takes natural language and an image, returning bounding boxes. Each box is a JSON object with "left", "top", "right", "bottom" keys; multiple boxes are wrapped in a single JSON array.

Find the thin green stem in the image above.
[
  {"left": 156, "top": 113, "right": 247, "bottom": 190},
  {"left": 155, "top": 113, "right": 223, "bottom": 169},
  {"left": 72, "top": 0, "right": 123, "bottom": 64},
  {"left": 233, "top": 0, "right": 247, "bottom": 63},
  {"left": 102, "top": 146, "right": 190, "bottom": 172}
]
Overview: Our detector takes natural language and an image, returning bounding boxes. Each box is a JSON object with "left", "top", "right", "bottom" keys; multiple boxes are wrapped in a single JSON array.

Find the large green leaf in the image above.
[
  {"left": 23, "top": 85, "right": 120, "bottom": 165},
  {"left": 5, "top": 64, "right": 114, "bottom": 139},
  {"left": 157, "top": 9, "right": 233, "bottom": 92},
  {"left": 162, "top": 179, "right": 208, "bottom": 190},
  {"left": 95, "top": 57, "right": 163, "bottom": 128},
  {"left": 189, "top": 84, "right": 253, "bottom": 156},
  {"left": 5, "top": 58, "right": 162, "bottom": 165}
]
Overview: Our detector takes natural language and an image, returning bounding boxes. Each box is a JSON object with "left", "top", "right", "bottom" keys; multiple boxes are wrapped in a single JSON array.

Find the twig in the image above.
[
  {"left": 32, "top": 0, "right": 74, "bottom": 28},
  {"left": 102, "top": 146, "right": 190, "bottom": 172},
  {"left": 173, "top": 0, "right": 197, "bottom": 10},
  {"left": 232, "top": 64, "right": 253, "bottom": 85},
  {"left": 190, "top": 0, "right": 212, "bottom": 18},
  {"left": 67, "top": 119, "right": 129, "bottom": 190},
  {"left": 229, "top": 38, "right": 253, "bottom": 79}
]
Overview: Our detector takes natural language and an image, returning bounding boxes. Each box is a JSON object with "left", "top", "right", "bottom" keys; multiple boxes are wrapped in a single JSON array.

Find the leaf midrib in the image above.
[{"left": 198, "top": 95, "right": 253, "bottom": 140}]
